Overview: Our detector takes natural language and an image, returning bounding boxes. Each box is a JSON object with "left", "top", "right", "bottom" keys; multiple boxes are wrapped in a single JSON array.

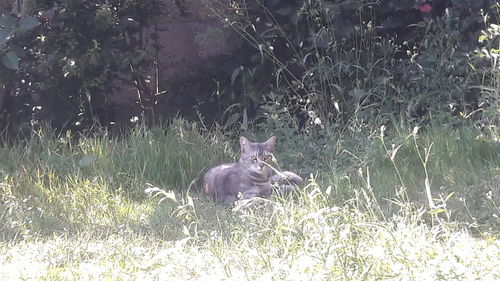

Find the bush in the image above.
[
  {"left": 210, "top": 0, "right": 499, "bottom": 130},
  {"left": 0, "top": 0, "right": 161, "bottom": 136}
]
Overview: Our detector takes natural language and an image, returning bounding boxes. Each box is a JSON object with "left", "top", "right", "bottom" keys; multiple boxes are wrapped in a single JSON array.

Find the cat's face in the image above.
[{"left": 239, "top": 136, "right": 276, "bottom": 174}]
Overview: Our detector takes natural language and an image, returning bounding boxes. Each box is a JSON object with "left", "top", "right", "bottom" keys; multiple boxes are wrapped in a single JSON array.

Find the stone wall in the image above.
[{"left": 114, "top": 0, "right": 243, "bottom": 122}]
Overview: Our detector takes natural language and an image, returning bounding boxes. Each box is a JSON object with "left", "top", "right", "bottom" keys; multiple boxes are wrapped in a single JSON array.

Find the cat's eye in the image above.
[
  {"left": 264, "top": 154, "right": 272, "bottom": 160},
  {"left": 250, "top": 155, "right": 257, "bottom": 161}
]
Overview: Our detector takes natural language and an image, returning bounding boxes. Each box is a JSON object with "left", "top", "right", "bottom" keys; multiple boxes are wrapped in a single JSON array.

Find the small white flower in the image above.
[{"left": 413, "top": 126, "right": 420, "bottom": 136}]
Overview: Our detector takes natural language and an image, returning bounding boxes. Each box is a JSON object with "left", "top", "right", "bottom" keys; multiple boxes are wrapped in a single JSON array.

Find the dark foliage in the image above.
[
  {"left": 0, "top": 0, "right": 161, "bottom": 136},
  {"left": 217, "top": 0, "right": 498, "bottom": 129},
  {"left": 0, "top": 0, "right": 498, "bottom": 136}
]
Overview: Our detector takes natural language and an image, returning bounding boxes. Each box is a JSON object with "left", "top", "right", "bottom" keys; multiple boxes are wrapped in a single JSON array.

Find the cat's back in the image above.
[{"left": 203, "top": 163, "right": 238, "bottom": 196}]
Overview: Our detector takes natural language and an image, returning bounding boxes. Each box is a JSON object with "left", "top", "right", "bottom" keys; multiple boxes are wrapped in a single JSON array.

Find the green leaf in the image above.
[
  {"left": 443, "top": 192, "right": 455, "bottom": 202},
  {"left": 2, "top": 51, "right": 19, "bottom": 70},
  {"left": 78, "top": 154, "right": 96, "bottom": 168},
  {"left": 0, "top": 14, "right": 17, "bottom": 28},
  {"left": 0, "top": 28, "right": 13, "bottom": 45},
  {"left": 231, "top": 67, "right": 241, "bottom": 85},
  {"left": 19, "top": 16, "right": 40, "bottom": 29},
  {"left": 428, "top": 208, "right": 445, "bottom": 215}
]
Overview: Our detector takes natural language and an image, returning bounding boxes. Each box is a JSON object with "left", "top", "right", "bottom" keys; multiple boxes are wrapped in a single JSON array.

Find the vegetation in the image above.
[
  {"left": 0, "top": 0, "right": 499, "bottom": 280},
  {"left": 0, "top": 0, "right": 498, "bottom": 134},
  {"left": 0, "top": 121, "right": 499, "bottom": 279},
  {"left": 1, "top": 0, "right": 161, "bottom": 134}
]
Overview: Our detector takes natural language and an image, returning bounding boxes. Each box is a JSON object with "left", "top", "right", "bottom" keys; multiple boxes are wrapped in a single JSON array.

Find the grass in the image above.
[{"left": 0, "top": 119, "right": 499, "bottom": 280}]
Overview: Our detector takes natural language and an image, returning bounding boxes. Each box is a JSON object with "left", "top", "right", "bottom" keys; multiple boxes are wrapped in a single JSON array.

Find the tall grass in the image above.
[
  {"left": 354, "top": 124, "right": 500, "bottom": 229},
  {"left": 0, "top": 118, "right": 498, "bottom": 279},
  {"left": 1, "top": 177, "right": 499, "bottom": 280},
  {"left": 0, "top": 119, "right": 234, "bottom": 239}
]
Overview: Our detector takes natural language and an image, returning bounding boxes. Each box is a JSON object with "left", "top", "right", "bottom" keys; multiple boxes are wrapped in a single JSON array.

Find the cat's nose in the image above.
[{"left": 258, "top": 162, "right": 265, "bottom": 169}]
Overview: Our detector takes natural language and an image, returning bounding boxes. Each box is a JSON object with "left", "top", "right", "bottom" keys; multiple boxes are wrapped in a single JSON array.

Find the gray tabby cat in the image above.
[{"left": 203, "top": 136, "right": 303, "bottom": 205}]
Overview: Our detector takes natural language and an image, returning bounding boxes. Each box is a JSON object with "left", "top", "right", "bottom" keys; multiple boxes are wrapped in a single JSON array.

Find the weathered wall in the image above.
[
  {"left": 159, "top": 0, "right": 235, "bottom": 78},
  {"left": 113, "top": 0, "right": 243, "bottom": 122}
]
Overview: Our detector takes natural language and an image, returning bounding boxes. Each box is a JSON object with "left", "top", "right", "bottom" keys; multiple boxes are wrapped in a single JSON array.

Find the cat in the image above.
[{"left": 203, "top": 136, "right": 303, "bottom": 205}]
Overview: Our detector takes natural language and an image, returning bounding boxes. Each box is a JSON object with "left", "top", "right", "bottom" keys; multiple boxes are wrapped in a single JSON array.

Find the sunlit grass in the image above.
[
  {"left": 0, "top": 119, "right": 499, "bottom": 280},
  {"left": 1, "top": 189, "right": 498, "bottom": 280}
]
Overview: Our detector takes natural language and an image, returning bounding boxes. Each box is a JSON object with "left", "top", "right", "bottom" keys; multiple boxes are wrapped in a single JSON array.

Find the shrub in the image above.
[
  {"left": 210, "top": 0, "right": 499, "bottom": 130},
  {"left": 0, "top": 0, "right": 161, "bottom": 136}
]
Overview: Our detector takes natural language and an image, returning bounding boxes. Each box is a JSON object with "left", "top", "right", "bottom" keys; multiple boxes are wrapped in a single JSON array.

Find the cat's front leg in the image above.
[
  {"left": 221, "top": 190, "right": 260, "bottom": 206},
  {"left": 221, "top": 194, "right": 238, "bottom": 205},
  {"left": 240, "top": 185, "right": 271, "bottom": 200},
  {"left": 239, "top": 188, "right": 260, "bottom": 200}
]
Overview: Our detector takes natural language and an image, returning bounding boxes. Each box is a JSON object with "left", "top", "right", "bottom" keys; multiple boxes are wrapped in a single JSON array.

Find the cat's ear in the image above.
[
  {"left": 240, "top": 136, "right": 251, "bottom": 153},
  {"left": 264, "top": 136, "right": 276, "bottom": 151}
]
